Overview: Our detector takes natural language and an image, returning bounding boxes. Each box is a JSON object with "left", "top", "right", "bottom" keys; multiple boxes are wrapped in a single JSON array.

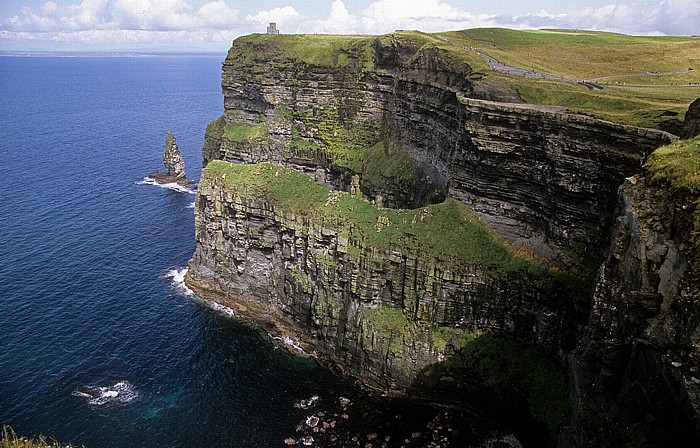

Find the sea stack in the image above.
[{"left": 148, "top": 132, "right": 194, "bottom": 185}]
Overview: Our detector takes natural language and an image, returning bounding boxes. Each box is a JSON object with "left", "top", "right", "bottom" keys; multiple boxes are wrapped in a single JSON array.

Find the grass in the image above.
[
  {"left": 227, "top": 33, "right": 376, "bottom": 70},
  {"left": 362, "top": 141, "right": 420, "bottom": 187},
  {"left": 438, "top": 28, "right": 700, "bottom": 128},
  {"left": 646, "top": 136, "right": 700, "bottom": 192},
  {"left": 1, "top": 427, "right": 76, "bottom": 448},
  {"left": 448, "top": 28, "right": 700, "bottom": 81},
  {"left": 224, "top": 123, "right": 268, "bottom": 142},
  {"left": 511, "top": 77, "right": 692, "bottom": 127}
]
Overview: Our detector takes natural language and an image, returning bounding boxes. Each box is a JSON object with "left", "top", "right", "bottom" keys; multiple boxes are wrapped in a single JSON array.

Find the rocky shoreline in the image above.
[
  {"left": 187, "top": 274, "right": 531, "bottom": 448},
  {"left": 145, "top": 171, "right": 195, "bottom": 186}
]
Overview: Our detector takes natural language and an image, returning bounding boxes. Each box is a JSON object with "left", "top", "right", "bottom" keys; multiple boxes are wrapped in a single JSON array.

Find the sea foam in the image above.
[
  {"left": 163, "top": 267, "right": 194, "bottom": 297},
  {"left": 163, "top": 268, "right": 236, "bottom": 318},
  {"left": 137, "top": 177, "right": 196, "bottom": 195},
  {"left": 73, "top": 380, "right": 138, "bottom": 406}
]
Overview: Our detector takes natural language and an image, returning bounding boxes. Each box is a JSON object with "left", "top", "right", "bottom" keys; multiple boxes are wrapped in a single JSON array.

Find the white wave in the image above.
[
  {"left": 163, "top": 267, "right": 194, "bottom": 297},
  {"left": 73, "top": 380, "right": 138, "bottom": 406},
  {"left": 187, "top": 201, "right": 195, "bottom": 209},
  {"left": 163, "top": 267, "right": 238, "bottom": 318},
  {"left": 273, "top": 335, "right": 308, "bottom": 356},
  {"left": 479, "top": 434, "right": 524, "bottom": 448},
  {"left": 137, "top": 176, "right": 196, "bottom": 195},
  {"left": 205, "top": 300, "right": 236, "bottom": 318}
]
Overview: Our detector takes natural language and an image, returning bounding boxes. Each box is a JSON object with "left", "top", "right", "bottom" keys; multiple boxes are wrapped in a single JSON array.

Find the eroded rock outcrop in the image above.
[
  {"left": 148, "top": 131, "right": 194, "bottom": 186},
  {"left": 682, "top": 98, "right": 700, "bottom": 139}
]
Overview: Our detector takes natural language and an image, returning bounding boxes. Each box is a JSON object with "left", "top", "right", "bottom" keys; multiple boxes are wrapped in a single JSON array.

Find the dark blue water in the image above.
[{"left": 0, "top": 55, "right": 363, "bottom": 448}]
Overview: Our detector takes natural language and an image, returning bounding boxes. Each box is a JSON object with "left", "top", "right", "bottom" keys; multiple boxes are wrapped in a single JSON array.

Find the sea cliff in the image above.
[{"left": 186, "top": 31, "right": 699, "bottom": 445}]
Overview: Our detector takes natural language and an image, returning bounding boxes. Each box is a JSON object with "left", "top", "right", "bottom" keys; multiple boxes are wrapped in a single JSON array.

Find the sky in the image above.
[{"left": 0, "top": 0, "right": 698, "bottom": 52}]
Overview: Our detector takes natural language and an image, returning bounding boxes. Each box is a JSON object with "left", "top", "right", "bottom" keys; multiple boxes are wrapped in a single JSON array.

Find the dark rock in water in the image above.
[
  {"left": 148, "top": 132, "right": 194, "bottom": 186},
  {"left": 681, "top": 98, "right": 700, "bottom": 138}
]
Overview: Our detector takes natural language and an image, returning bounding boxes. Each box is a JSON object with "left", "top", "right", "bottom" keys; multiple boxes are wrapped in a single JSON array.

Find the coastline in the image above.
[{"left": 183, "top": 273, "right": 359, "bottom": 381}]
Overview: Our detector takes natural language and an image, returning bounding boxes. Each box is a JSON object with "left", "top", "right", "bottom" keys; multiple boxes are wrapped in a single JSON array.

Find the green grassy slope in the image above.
[{"left": 440, "top": 28, "right": 700, "bottom": 127}]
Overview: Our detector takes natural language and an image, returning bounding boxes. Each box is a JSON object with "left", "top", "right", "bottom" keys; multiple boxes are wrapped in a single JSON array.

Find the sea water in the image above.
[{"left": 0, "top": 55, "right": 523, "bottom": 448}]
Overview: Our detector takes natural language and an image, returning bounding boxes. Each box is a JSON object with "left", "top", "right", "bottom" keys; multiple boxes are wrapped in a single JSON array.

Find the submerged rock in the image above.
[{"left": 148, "top": 132, "right": 194, "bottom": 186}]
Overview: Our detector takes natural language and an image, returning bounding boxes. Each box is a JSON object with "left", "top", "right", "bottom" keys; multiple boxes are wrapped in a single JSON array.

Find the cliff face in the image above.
[
  {"left": 188, "top": 32, "right": 698, "bottom": 445},
  {"left": 206, "top": 33, "right": 674, "bottom": 262},
  {"left": 187, "top": 162, "right": 575, "bottom": 391},
  {"left": 682, "top": 98, "right": 700, "bottom": 139},
  {"left": 565, "top": 138, "right": 700, "bottom": 446}
]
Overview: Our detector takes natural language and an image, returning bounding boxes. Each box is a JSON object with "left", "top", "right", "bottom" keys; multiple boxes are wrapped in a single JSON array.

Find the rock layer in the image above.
[
  {"left": 186, "top": 162, "right": 576, "bottom": 391},
  {"left": 205, "top": 33, "right": 675, "bottom": 262},
  {"left": 564, "top": 174, "right": 700, "bottom": 446}
]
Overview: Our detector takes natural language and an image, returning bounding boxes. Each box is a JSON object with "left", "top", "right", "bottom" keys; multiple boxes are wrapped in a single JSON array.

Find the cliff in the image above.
[
  {"left": 187, "top": 161, "right": 575, "bottom": 388},
  {"left": 205, "top": 32, "right": 675, "bottom": 264},
  {"left": 187, "top": 31, "right": 699, "bottom": 445},
  {"left": 564, "top": 136, "right": 700, "bottom": 447}
]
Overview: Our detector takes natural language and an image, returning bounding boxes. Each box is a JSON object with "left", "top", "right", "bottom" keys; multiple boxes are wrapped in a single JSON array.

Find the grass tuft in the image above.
[
  {"left": 646, "top": 136, "right": 700, "bottom": 193},
  {"left": 1, "top": 426, "right": 77, "bottom": 448}
]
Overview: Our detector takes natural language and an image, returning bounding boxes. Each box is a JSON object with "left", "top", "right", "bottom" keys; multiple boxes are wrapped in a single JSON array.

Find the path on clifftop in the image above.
[{"left": 436, "top": 35, "right": 698, "bottom": 90}]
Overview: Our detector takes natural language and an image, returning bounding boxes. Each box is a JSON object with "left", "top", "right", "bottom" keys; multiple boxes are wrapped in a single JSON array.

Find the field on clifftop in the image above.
[
  {"left": 437, "top": 28, "right": 700, "bottom": 127},
  {"left": 236, "top": 28, "right": 699, "bottom": 129},
  {"left": 423, "top": 28, "right": 700, "bottom": 128}
]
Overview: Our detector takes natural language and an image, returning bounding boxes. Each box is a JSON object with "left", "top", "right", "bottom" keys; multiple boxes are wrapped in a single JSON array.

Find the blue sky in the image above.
[{"left": 1, "top": 0, "right": 698, "bottom": 52}]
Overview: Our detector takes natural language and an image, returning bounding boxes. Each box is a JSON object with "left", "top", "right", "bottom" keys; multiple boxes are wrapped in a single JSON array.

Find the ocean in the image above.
[{"left": 0, "top": 55, "right": 518, "bottom": 448}]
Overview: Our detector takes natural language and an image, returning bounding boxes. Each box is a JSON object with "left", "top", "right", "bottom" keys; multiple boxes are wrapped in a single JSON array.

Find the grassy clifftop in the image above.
[
  {"left": 443, "top": 28, "right": 700, "bottom": 127},
  {"left": 226, "top": 28, "right": 699, "bottom": 129},
  {"left": 225, "top": 33, "right": 377, "bottom": 70}
]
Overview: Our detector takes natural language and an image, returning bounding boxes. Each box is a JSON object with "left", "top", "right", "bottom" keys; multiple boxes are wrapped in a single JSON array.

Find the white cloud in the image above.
[
  {"left": 360, "top": 0, "right": 496, "bottom": 34},
  {"left": 2, "top": 0, "right": 240, "bottom": 33},
  {"left": 113, "top": 0, "right": 238, "bottom": 31},
  {"left": 245, "top": 6, "right": 301, "bottom": 32},
  {"left": 504, "top": 1, "right": 700, "bottom": 35},
  {"left": 0, "top": 0, "right": 698, "bottom": 51},
  {"left": 197, "top": 1, "right": 239, "bottom": 29},
  {"left": 310, "top": 0, "right": 359, "bottom": 34}
]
